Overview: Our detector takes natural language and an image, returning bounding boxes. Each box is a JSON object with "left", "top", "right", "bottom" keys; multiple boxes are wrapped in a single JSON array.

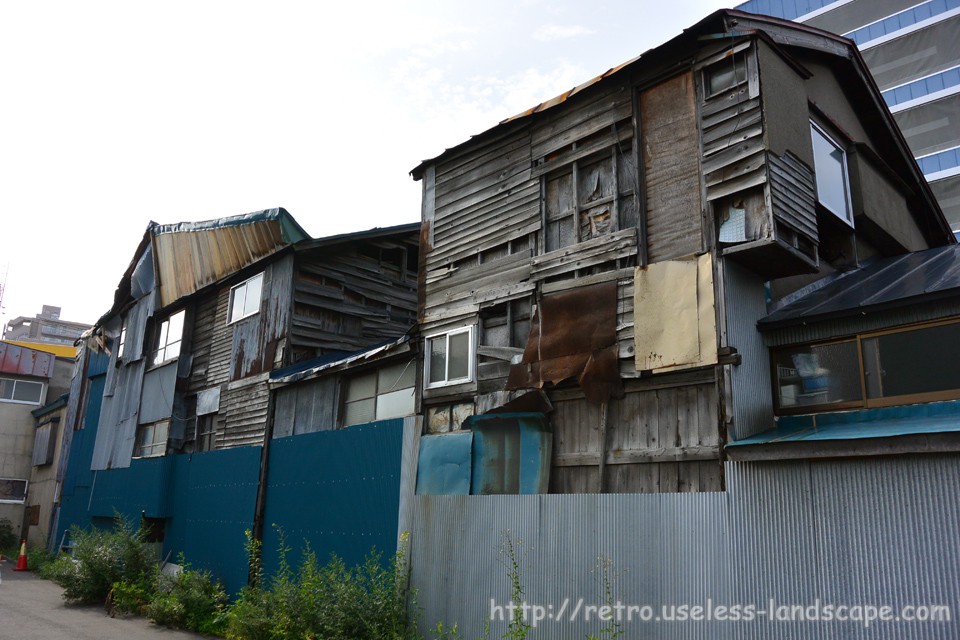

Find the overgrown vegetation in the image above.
[
  {"left": 39, "top": 515, "right": 225, "bottom": 633},
  {"left": 41, "top": 515, "right": 155, "bottom": 604},
  {"left": 223, "top": 528, "right": 417, "bottom": 640},
  {"left": 0, "top": 517, "right": 18, "bottom": 556}
]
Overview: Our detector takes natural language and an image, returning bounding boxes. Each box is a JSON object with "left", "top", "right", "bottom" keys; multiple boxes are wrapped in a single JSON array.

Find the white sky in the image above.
[{"left": 0, "top": 0, "right": 732, "bottom": 327}]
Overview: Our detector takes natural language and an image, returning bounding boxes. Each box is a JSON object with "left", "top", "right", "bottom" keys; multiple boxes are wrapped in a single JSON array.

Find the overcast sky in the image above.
[{"left": 0, "top": 0, "right": 732, "bottom": 328}]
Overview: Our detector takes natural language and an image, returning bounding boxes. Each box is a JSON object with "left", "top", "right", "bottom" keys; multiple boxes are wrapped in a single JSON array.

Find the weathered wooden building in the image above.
[
  {"left": 409, "top": 9, "right": 954, "bottom": 495},
  {"left": 85, "top": 209, "right": 418, "bottom": 469}
]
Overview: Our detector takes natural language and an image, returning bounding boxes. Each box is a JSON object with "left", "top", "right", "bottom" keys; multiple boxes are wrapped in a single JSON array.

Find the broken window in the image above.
[
  {"left": 151, "top": 310, "right": 184, "bottom": 366},
  {"left": 134, "top": 420, "right": 169, "bottom": 458},
  {"left": 0, "top": 377, "right": 44, "bottom": 405},
  {"left": 118, "top": 320, "right": 128, "bottom": 360},
  {"left": 541, "top": 132, "right": 639, "bottom": 253},
  {"left": 228, "top": 272, "right": 263, "bottom": 324},
  {"left": 343, "top": 359, "right": 416, "bottom": 427},
  {"left": 426, "top": 402, "right": 475, "bottom": 434},
  {"left": 425, "top": 326, "right": 475, "bottom": 388}
]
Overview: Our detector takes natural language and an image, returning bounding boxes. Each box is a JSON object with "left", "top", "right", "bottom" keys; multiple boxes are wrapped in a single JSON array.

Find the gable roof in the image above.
[{"left": 409, "top": 9, "right": 952, "bottom": 245}]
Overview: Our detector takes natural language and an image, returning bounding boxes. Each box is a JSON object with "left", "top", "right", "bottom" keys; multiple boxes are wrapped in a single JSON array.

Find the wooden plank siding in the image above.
[
  {"left": 420, "top": 68, "right": 726, "bottom": 494},
  {"left": 549, "top": 379, "right": 721, "bottom": 493},
  {"left": 290, "top": 241, "right": 417, "bottom": 360},
  {"left": 641, "top": 71, "right": 704, "bottom": 262}
]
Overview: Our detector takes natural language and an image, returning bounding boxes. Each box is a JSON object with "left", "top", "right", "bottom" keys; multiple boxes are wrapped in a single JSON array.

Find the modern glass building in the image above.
[{"left": 737, "top": 0, "right": 960, "bottom": 229}]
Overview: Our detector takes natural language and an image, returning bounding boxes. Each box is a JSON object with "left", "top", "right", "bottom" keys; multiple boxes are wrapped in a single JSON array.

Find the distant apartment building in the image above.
[
  {"left": 737, "top": 0, "right": 960, "bottom": 229},
  {"left": 3, "top": 305, "right": 91, "bottom": 347}
]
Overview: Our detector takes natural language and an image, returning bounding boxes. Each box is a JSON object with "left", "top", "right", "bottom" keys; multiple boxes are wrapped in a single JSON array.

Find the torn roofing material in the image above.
[
  {"left": 760, "top": 244, "right": 960, "bottom": 329},
  {"left": 269, "top": 335, "right": 412, "bottom": 385}
]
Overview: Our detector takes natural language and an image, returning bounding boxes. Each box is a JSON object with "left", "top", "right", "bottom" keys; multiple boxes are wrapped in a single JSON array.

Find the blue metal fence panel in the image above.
[
  {"left": 164, "top": 447, "right": 262, "bottom": 595},
  {"left": 87, "top": 456, "right": 174, "bottom": 519},
  {"left": 260, "top": 418, "right": 405, "bottom": 579}
]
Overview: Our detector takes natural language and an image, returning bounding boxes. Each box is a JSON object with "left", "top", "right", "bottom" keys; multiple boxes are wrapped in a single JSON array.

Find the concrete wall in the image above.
[{"left": 0, "top": 385, "right": 48, "bottom": 539}]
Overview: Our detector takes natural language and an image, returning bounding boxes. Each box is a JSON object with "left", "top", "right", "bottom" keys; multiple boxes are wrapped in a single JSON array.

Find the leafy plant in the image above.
[
  {"left": 0, "top": 518, "right": 17, "bottom": 554},
  {"left": 41, "top": 514, "right": 155, "bottom": 604},
  {"left": 26, "top": 546, "right": 57, "bottom": 574},
  {"left": 499, "top": 531, "right": 532, "bottom": 640},
  {"left": 224, "top": 528, "right": 419, "bottom": 640},
  {"left": 147, "top": 559, "right": 227, "bottom": 634}
]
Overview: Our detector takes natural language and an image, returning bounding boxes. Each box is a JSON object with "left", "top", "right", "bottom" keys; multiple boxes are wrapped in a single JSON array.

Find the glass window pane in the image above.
[
  {"left": 167, "top": 311, "right": 184, "bottom": 343},
  {"left": 448, "top": 331, "right": 470, "bottom": 380},
  {"left": 230, "top": 286, "right": 246, "bottom": 322},
  {"left": 12, "top": 381, "right": 43, "bottom": 404},
  {"left": 347, "top": 372, "right": 377, "bottom": 401},
  {"left": 428, "top": 337, "right": 447, "bottom": 384},
  {"left": 377, "top": 361, "right": 414, "bottom": 392},
  {"left": 244, "top": 274, "right": 263, "bottom": 316},
  {"left": 774, "top": 341, "right": 862, "bottom": 409},
  {"left": 811, "top": 125, "right": 851, "bottom": 223},
  {"left": 0, "top": 379, "right": 14, "bottom": 400},
  {"left": 165, "top": 340, "right": 181, "bottom": 361},
  {"left": 375, "top": 388, "right": 415, "bottom": 421},
  {"left": 864, "top": 323, "right": 960, "bottom": 399},
  {"left": 344, "top": 398, "right": 376, "bottom": 426},
  {"left": 155, "top": 421, "right": 169, "bottom": 445}
]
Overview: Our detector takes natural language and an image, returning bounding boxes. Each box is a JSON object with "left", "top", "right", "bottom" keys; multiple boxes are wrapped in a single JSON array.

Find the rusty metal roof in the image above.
[
  {"left": 152, "top": 207, "right": 309, "bottom": 309},
  {"left": 0, "top": 341, "right": 56, "bottom": 378}
]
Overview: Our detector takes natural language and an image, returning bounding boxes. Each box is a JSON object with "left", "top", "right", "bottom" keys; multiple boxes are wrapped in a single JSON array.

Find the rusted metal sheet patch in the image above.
[
  {"left": 0, "top": 341, "right": 55, "bottom": 378},
  {"left": 506, "top": 281, "right": 623, "bottom": 403}
]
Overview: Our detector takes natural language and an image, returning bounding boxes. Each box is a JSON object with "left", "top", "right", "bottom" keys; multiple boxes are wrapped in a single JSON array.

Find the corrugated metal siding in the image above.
[
  {"left": 164, "top": 446, "right": 262, "bottom": 595},
  {"left": 260, "top": 418, "right": 406, "bottom": 581},
  {"left": 272, "top": 376, "right": 337, "bottom": 438},
  {"left": 723, "top": 260, "right": 775, "bottom": 439},
  {"left": 0, "top": 341, "right": 55, "bottom": 377},
  {"left": 408, "top": 456, "right": 960, "bottom": 638},
  {"left": 763, "top": 299, "right": 960, "bottom": 346}
]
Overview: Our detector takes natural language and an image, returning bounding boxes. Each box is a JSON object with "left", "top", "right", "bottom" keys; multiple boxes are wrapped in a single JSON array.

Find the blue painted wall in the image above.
[
  {"left": 57, "top": 412, "right": 405, "bottom": 595},
  {"left": 260, "top": 418, "right": 405, "bottom": 579}
]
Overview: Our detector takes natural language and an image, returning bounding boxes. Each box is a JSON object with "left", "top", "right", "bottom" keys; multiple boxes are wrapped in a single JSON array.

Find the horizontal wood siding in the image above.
[
  {"left": 291, "top": 241, "right": 417, "bottom": 358},
  {"left": 642, "top": 71, "right": 704, "bottom": 262},
  {"left": 231, "top": 255, "right": 293, "bottom": 380},
  {"left": 219, "top": 377, "right": 271, "bottom": 448},
  {"left": 769, "top": 151, "right": 818, "bottom": 241}
]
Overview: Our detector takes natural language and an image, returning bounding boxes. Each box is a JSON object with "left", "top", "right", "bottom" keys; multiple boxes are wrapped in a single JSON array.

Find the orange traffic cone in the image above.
[{"left": 13, "top": 540, "right": 28, "bottom": 571}]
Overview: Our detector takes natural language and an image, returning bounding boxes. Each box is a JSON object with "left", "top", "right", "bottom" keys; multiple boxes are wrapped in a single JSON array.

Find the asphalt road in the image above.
[{"left": 0, "top": 559, "right": 206, "bottom": 640}]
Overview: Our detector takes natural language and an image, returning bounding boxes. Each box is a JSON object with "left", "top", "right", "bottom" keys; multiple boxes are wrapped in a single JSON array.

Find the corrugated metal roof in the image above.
[
  {"left": 0, "top": 341, "right": 56, "bottom": 378},
  {"left": 760, "top": 245, "right": 960, "bottom": 329},
  {"left": 728, "top": 399, "right": 960, "bottom": 445},
  {"left": 269, "top": 335, "right": 411, "bottom": 385}
]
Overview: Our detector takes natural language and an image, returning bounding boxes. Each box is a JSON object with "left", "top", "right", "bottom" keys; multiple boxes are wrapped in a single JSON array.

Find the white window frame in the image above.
[
  {"left": 424, "top": 326, "right": 476, "bottom": 389},
  {"left": 0, "top": 377, "right": 45, "bottom": 405},
  {"left": 228, "top": 272, "right": 264, "bottom": 324},
  {"left": 134, "top": 420, "right": 169, "bottom": 458},
  {"left": 810, "top": 121, "right": 854, "bottom": 227},
  {"left": 152, "top": 309, "right": 185, "bottom": 366}
]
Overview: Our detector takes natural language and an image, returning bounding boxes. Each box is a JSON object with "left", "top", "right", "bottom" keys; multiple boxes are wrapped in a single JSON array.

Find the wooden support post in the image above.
[{"left": 598, "top": 401, "right": 608, "bottom": 493}]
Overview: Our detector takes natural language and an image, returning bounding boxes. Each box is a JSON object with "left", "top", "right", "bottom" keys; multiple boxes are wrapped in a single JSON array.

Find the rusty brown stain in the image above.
[{"left": 506, "top": 281, "right": 623, "bottom": 403}]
